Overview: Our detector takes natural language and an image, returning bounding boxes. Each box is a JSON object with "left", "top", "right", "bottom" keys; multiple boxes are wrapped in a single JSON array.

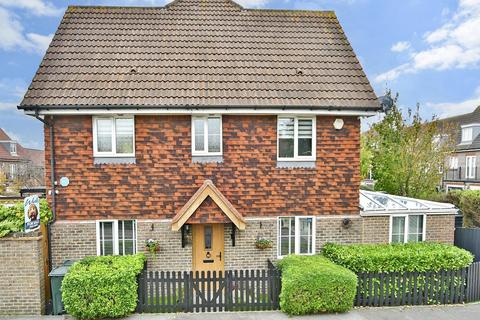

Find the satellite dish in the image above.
[{"left": 378, "top": 95, "right": 394, "bottom": 113}]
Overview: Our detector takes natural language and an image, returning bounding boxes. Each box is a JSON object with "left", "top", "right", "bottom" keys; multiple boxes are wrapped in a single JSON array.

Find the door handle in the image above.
[{"left": 216, "top": 251, "right": 222, "bottom": 261}]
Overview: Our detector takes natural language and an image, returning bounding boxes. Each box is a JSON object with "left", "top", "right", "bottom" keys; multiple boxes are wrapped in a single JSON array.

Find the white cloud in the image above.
[
  {"left": 235, "top": 0, "right": 269, "bottom": 7},
  {"left": 376, "top": 0, "right": 480, "bottom": 83},
  {"left": 0, "top": 102, "right": 17, "bottom": 111},
  {"left": 0, "top": 0, "right": 62, "bottom": 16},
  {"left": 391, "top": 41, "right": 410, "bottom": 52},
  {"left": 426, "top": 86, "right": 480, "bottom": 118},
  {"left": 0, "top": 78, "right": 27, "bottom": 98},
  {"left": 0, "top": 7, "right": 53, "bottom": 54}
]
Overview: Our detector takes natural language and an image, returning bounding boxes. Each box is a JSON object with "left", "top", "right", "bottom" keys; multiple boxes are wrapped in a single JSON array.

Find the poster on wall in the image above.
[{"left": 24, "top": 195, "right": 40, "bottom": 233}]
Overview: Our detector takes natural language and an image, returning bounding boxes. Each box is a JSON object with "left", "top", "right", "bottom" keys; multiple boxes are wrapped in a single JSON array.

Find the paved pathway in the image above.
[{"left": 2, "top": 303, "right": 480, "bottom": 320}]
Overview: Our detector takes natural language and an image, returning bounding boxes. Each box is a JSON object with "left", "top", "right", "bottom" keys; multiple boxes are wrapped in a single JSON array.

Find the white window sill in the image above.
[
  {"left": 94, "top": 157, "right": 136, "bottom": 165},
  {"left": 277, "top": 161, "right": 315, "bottom": 169},
  {"left": 192, "top": 155, "right": 223, "bottom": 163}
]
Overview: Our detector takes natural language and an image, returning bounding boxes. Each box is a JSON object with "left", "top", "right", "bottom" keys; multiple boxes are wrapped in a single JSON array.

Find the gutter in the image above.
[{"left": 32, "top": 111, "right": 56, "bottom": 273}]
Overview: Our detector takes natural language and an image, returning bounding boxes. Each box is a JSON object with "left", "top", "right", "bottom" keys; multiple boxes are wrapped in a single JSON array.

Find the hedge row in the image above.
[
  {"left": 425, "top": 190, "right": 480, "bottom": 227},
  {"left": 0, "top": 199, "right": 52, "bottom": 237},
  {"left": 277, "top": 255, "right": 357, "bottom": 315},
  {"left": 323, "top": 242, "right": 473, "bottom": 273},
  {"left": 62, "top": 254, "right": 146, "bottom": 320}
]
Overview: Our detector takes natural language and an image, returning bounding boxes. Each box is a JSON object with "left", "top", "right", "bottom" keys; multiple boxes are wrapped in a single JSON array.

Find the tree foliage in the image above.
[{"left": 362, "top": 91, "right": 456, "bottom": 197}]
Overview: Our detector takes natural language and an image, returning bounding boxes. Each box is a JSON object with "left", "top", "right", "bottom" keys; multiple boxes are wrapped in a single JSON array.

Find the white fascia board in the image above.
[
  {"left": 25, "top": 108, "right": 379, "bottom": 117},
  {"left": 360, "top": 209, "right": 458, "bottom": 217}
]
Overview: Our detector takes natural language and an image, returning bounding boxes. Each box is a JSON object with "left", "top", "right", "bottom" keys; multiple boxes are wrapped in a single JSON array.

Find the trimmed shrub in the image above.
[
  {"left": 277, "top": 255, "right": 357, "bottom": 315},
  {"left": 62, "top": 254, "right": 146, "bottom": 319},
  {"left": 424, "top": 190, "right": 480, "bottom": 227},
  {"left": 323, "top": 242, "right": 473, "bottom": 273},
  {"left": 0, "top": 199, "right": 52, "bottom": 237}
]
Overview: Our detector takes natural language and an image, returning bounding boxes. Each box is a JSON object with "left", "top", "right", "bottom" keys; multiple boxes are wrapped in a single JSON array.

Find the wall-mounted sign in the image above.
[{"left": 24, "top": 195, "right": 40, "bottom": 233}]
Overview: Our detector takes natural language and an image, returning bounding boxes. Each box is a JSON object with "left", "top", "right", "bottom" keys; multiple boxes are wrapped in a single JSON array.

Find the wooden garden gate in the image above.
[{"left": 137, "top": 268, "right": 281, "bottom": 313}]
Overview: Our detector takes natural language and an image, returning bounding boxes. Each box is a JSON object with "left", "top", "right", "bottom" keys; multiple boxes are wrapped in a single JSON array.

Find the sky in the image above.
[{"left": 0, "top": 0, "right": 480, "bottom": 149}]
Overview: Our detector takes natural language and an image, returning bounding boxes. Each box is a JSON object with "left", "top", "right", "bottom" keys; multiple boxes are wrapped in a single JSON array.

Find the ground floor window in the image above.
[
  {"left": 96, "top": 220, "right": 137, "bottom": 256},
  {"left": 390, "top": 214, "right": 425, "bottom": 243},
  {"left": 277, "top": 216, "right": 315, "bottom": 257}
]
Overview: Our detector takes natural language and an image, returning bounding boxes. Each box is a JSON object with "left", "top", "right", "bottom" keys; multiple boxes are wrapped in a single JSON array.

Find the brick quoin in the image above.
[{"left": 44, "top": 115, "right": 360, "bottom": 220}]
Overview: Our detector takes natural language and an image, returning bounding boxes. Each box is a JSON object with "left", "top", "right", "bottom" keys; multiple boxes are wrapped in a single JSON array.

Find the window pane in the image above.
[
  {"left": 204, "top": 225, "right": 212, "bottom": 250},
  {"left": 278, "top": 118, "right": 294, "bottom": 158},
  {"left": 298, "top": 120, "right": 313, "bottom": 156},
  {"left": 279, "top": 218, "right": 294, "bottom": 256},
  {"left": 280, "top": 237, "right": 290, "bottom": 256},
  {"left": 207, "top": 117, "right": 221, "bottom": 153},
  {"left": 124, "top": 240, "right": 134, "bottom": 255},
  {"left": 408, "top": 215, "right": 423, "bottom": 242},
  {"left": 115, "top": 118, "right": 134, "bottom": 154},
  {"left": 280, "top": 218, "right": 290, "bottom": 236},
  {"left": 97, "top": 119, "right": 112, "bottom": 152},
  {"left": 392, "top": 217, "right": 405, "bottom": 243},
  {"left": 100, "top": 222, "right": 114, "bottom": 255},
  {"left": 194, "top": 119, "right": 205, "bottom": 151},
  {"left": 300, "top": 218, "right": 312, "bottom": 236},
  {"left": 300, "top": 236, "right": 312, "bottom": 254},
  {"left": 208, "top": 134, "right": 221, "bottom": 153}
]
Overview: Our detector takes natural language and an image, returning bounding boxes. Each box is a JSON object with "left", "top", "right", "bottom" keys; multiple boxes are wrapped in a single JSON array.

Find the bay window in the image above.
[
  {"left": 96, "top": 220, "right": 137, "bottom": 256},
  {"left": 277, "top": 116, "right": 315, "bottom": 161},
  {"left": 390, "top": 214, "right": 425, "bottom": 243},
  {"left": 192, "top": 116, "right": 222, "bottom": 155},
  {"left": 93, "top": 116, "right": 135, "bottom": 157},
  {"left": 278, "top": 217, "right": 315, "bottom": 257}
]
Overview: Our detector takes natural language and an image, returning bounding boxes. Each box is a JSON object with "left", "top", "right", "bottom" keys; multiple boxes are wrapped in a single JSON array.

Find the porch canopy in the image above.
[
  {"left": 171, "top": 180, "right": 246, "bottom": 231},
  {"left": 360, "top": 190, "right": 458, "bottom": 216}
]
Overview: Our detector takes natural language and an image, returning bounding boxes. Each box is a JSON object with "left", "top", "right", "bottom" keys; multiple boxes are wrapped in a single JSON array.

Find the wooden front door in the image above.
[{"left": 192, "top": 224, "right": 224, "bottom": 273}]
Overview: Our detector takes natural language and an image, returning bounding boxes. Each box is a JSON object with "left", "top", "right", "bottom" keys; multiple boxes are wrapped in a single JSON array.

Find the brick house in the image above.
[
  {"left": 440, "top": 106, "right": 480, "bottom": 191},
  {"left": 19, "top": 0, "right": 456, "bottom": 271},
  {"left": 0, "top": 128, "right": 44, "bottom": 191}
]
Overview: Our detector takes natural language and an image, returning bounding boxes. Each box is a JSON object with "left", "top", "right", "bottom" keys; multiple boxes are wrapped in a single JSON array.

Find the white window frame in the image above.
[
  {"left": 277, "top": 116, "right": 316, "bottom": 161},
  {"left": 449, "top": 157, "right": 458, "bottom": 170},
  {"left": 460, "top": 125, "right": 476, "bottom": 143},
  {"left": 92, "top": 116, "right": 135, "bottom": 157},
  {"left": 191, "top": 115, "right": 223, "bottom": 156},
  {"left": 10, "top": 142, "right": 17, "bottom": 155},
  {"left": 466, "top": 156, "right": 477, "bottom": 179},
  {"left": 389, "top": 214, "right": 426, "bottom": 244},
  {"left": 96, "top": 220, "right": 137, "bottom": 256},
  {"left": 10, "top": 163, "right": 17, "bottom": 178},
  {"left": 277, "top": 216, "right": 316, "bottom": 258}
]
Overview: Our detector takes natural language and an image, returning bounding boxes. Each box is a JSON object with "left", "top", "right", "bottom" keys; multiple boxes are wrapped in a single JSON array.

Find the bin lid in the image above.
[{"left": 49, "top": 265, "right": 71, "bottom": 277}]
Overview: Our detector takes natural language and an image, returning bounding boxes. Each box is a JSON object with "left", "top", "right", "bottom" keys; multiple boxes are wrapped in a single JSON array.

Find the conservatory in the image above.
[{"left": 360, "top": 190, "right": 458, "bottom": 243}]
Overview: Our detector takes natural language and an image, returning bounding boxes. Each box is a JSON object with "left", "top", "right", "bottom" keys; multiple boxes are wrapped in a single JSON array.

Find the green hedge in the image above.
[
  {"left": 425, "top": 190, "right": 480, "bottom": 227},
  {"left": 277, "top": 255, "right": 357, "bottom": 315},
  {"left": 323, "top": 242, "right": 473, "bottom": 273},
  {"left": 62, "top": 254, "right": 146, "bottom": 319},
  {"left": 0, "top": 199, "right": 52, "bottom": 237}
]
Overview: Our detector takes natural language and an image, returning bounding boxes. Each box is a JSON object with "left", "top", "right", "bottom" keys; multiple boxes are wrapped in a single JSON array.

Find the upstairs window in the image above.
[
  {"left": 277, "top": 117, "right": 316, "bottom": 161},
  {"left": 449, "top": 157, "right": 458, "bottom": 169},
  {"left": 93, "top": 117, "right": 135, "bottom": 157},
  {"left": 461, "top": 127, "right": 473, "bottom": 143},
  {"left": 96, "top": 220, "right": 137, "bottom": 256},
  {"left": 10, "top": 142, "right": 17, "bottom": 155},
  {"left": 466, "top": 156, "right": 477, "bottom": 179},
  {"left": 192, "top": 116, "right": 222, "bottom": 155}
]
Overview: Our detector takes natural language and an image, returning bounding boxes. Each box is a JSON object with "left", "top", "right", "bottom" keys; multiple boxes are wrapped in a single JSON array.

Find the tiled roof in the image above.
[
  {"left": 20, "top": 0, "right": 379, "bottom": 111},
  {"left": 0, "top": 128, "right": 44, "bottom": 165},
  {"left": 439, "top": 106, "right": 480, "bottom": 151}
]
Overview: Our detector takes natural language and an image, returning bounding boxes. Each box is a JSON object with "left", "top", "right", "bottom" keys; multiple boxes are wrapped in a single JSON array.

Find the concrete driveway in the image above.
[{"left": 2, "top": 303, "right": 480, "bottom": 320}]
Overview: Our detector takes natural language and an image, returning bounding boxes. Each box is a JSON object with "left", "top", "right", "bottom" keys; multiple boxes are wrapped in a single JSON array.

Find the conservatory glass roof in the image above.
[{"left": 360, "top": 190, "right": 457, "bottom": 215}]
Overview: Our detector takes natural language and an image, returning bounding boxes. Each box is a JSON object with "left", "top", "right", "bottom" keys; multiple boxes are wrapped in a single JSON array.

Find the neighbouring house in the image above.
[
  {"left": 0, "top": 128, "right": 44, "bottom": 192},
  {"left": 440, "top": 106, "right": 480, "bottom": 192},
  {"left": 18, "top": 0, "right": 456, "bottom": 272}
]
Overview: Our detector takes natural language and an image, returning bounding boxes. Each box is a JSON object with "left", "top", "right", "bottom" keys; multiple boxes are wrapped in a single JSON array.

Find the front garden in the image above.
[{"left": 58, "top": 242, "right": 476, "bottom": 319}]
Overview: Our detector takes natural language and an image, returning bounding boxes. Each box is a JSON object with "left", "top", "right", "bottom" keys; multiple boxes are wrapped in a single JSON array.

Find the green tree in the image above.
[{"left": 363, "top": 91, "right": 455, "bottom": 198}]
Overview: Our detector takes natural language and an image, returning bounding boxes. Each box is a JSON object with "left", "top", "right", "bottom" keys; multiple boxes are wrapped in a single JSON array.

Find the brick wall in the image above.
[
  {"left": 44, "top": 115, "right": 360, "bottom": 221},
  {"left": 50, "top": 221, "right": 96, "bottom": 267},
  {"left": 362, "top": 216, "right": 390, "bottom": 243},
  {"left": 0, "top": 232, "right": 45, "bottom": 315},
  {"left": 426, "top": 215, "right": 455, "bottom": 243}
]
